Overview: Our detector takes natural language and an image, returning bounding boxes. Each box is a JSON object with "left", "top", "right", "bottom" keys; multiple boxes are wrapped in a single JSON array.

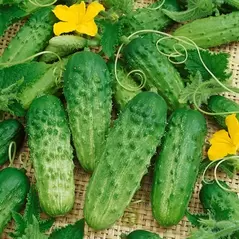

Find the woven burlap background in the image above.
[{"left": 1, "top": 0, "right": 239, "bottom": 238}]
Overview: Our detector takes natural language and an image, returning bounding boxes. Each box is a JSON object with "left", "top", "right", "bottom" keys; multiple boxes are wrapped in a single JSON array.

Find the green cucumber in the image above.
[
  {"left": 173, "top": 11, "right": 239, "bottom": 48},
  {"left": 0, "top": 119, "right": 25, "bottom": 165},
  {"left": 27, "top": 95, "right": 75, "bottom": 217},
  {"left": 108, "top": 61, "right": 141, "bottom": 111},
  {"left": 0, "top": 7, "right": 57, "bottom": 65},
  {"left": 84, "top": 92, "right": 167, "bottom": 230},
  {"left": 208, "top": 95, "right": 239, "bottom": 128},
  {"left": 0, "top": 167, "right": 30, "bottom": 234},
  {"left": 123, "top": 35, "right": 185, "bottom": 110},
  {"left": 121, "top": 0, "right": 179, "bottom": 36},
  {"left": 102, "top": 0, "right": 134, "bottom": 14},
  {"left": 122, "top": 230, "right": 162, "bottom": 239},
  {"left": 64, "top": 51, "right": 112, "bottom": 172},
  {"left": 200, "top": 181, "right": 239, "bottom": 238},
  {"left": 152, "top": 108, "right": 207, "bottom": 227}
]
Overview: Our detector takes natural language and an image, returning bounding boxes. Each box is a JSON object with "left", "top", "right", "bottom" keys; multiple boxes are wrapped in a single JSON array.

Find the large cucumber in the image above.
[
  {"left": 64, "top": 51, "right": 112, "bottom": 172},
  {"left": 122, "top": 230, "right": 162, "bottom": 239},
  {"left": 0, "top": 7, "right": 56, "bottom": 65},
  {"left": 200, "top": 181, "right": 239, "bottom": 238},
  {"left": 0, "top": 167, "right": 30, "bottom": 234},
  {"left": 207, "top": 95, "right": 239, "bottom": 128},
  {"left": 27, "top": 95, "right": 75, "bottom": 217},
  {"left": 122, "top": 35, "right": 185, "bottom": 110},
  {"left": 84, "top": 92, "right": 167, "bottom": 230},
  {"left": 173, "top": 11, "right": 239, "bottom": 48},
  {"left": 152, "top": 108, "right": 207, "bottom": 227},
  {"left": 0, "top": 119, "right": 25, "bottom": 165}
]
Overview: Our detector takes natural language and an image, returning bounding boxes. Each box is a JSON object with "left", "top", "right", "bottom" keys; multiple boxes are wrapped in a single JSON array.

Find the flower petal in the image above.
[
  {"left": 76, "top": 20, "right": 98, "bottom": 36},
  {"left": 53, "top": 22, "right": 76, "bottom": 36},
  {"left": 69, "top": 2, "right": 86, "bottom": 23},
  {"left": 208, "top": 130, "right": 237, "bottom": 161},
  {"left": 84, "top": 1, "right": 105, "bottom": 22},
  {"left": 226, "top": 114, "right": 239, "bottom": 147},
  {"left": 53, "top": 5, "right": 73, "bottom": 22}
]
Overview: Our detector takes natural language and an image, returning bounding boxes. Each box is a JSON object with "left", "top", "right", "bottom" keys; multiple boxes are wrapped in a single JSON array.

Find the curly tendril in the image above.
[
  {"left": 202, "top": 156, "right": 239, "bottom": 193},
  {"left": 8, "top": 141, "right": 16, "bottom": 167},
  {"left": 115, "top": 30, "right": 239, "bottom": 116},
  {"left": 19, "top": 152, "right": 32, "bottom": 170},
  {"left": 29, "top": 0, "right": 57, "bottom": 7},
  {"left": 148, "top": 0, "right": 165, "bottom": 10}
]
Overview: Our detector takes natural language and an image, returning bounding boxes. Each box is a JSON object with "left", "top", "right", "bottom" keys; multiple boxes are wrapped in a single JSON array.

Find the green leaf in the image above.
[
  {"left": 100, "top": 20, "right": 122, "bottom": 58},
  {"left": 0, "top": 5, "right": 27, "bottom": 36},
  {"left": 9, "top": 212, "right": 26, "bottom": 238},
  {"left": 186, "top": 211, "right": 209, "bottom": 227},
  {"left": 19, "top": 216, "right": 48, "bottom": 239},
  {"left": 49, "top": 219, "right": 84, "bottom": 239},
  {"left": 23, "top": 187, "right": 41, "bottom": 224},
  {"left": 39, "top": 219, "right": 55, "bottom": 233},
  {"left": 101, "top": 0, "right": 134, "bottom": 14},
  {"left": 184, "top": 50, "right": 231, "bottom": 81},
  {"left": 179, "top": 72, "right": 239, "bottom": 106}
]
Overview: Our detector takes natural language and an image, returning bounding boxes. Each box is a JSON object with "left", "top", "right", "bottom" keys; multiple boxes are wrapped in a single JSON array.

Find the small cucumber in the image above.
[
  {"left": 123, "top": 35, "right": 185, "bottom": 110},
  {"left": 207, "top": 95, "right": 239, "bottom": 128},
  {"left": 84, "top": 92, "right": 167, "bottom": 230},
  {"left": 64, "top": 51, "right": 112, "bottom": 172},
  {"left": 122, "top": 230, "right": 162, "bottom": 239},
  {"left": 27, "top": 95, "right": 75, "bottom": 217},
  {"left": 200, "top": 181, "right": 239, "bottom": 238},
  {"left": 0, "top": 119, "right": 25, "bottom": 165},
  {"left": 0, "top": 7, "right": 56, "bottom": 65},
  {"left": 173, "top": 11, "right": 239, "bottom": 48},
  {"left": 0, "top": 167, "right": 30, "bottom": 234},
  {"left": 152, "top": 108, "right": 207, "bottom": 227}
]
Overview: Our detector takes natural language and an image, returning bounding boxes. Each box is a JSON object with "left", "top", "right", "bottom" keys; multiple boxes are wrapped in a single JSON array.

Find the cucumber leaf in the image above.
[
  {"left": 184, "top": 50, "right": 231, "bottom": 81},
  {"left": 101, "top": 0, "right": 134, "bottom": 14},
  {"left": 0, "top": 5, "right": 27, "bottom": 36},
  {"left": 179, "top": 72, "right": 239, "bottom": 106},
  {"left": 186, "top": 211, "right": 209, "bottom": 227},
  {"left": 100, "top": 19, "right": 122, "bottom": 58},
  {"left": 49, "top": 219, "right": 84, "bottom": 239}
]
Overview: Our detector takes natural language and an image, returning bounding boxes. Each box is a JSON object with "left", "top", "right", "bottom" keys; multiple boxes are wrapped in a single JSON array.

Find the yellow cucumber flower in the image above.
[
  {"left": 208, "top": 114, "right": 239, "bottom": 161},
  {"left": 53, "top": 1, "right": 105, "bottom": 36}
]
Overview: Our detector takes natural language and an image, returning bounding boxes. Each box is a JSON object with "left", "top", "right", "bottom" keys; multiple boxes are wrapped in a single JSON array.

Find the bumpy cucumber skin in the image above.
[
  {"left": 27, "top": 95, "right": 75, "bottom": 217},
  {"left": 124, "top": 230, "right": 162, "bottom": 239},
  {"left": 0, "top": 167, "right": 30, "bottom": 234},
  {"left": 64, "top": 52, "right": 112, "bottom": 172},
  {"left": 200, "top": 181, "right": 239, "bottom": 238},
  {"left": 123, "top": 35, "right": 184, "bottom": 110},
  {"left": 208, "top": 95, "right": 239, "bottom": 128},
  {"left": 0, "top": 7, "right": 56, "bottom": 64},
  {"left": 152, "top": 109, "right": 207, "bottom": 227},
  {"left": 173, "top": 11, "right": 239, "bottom": 48},
  {"left": 0, "top": 119, "right": 25, "bottom": 165},
  {"left": 84, "top": 92, "right": 167, "bottom": 230}
]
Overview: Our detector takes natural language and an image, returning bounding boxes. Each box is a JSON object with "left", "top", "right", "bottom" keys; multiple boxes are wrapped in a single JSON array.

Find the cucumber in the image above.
[
  {"left": 0, "top": 119, "right": 25, "bottom": 165},
  {"left": 123, "top": 35, "right": 185, "bottom": 110},
  {"left": 108, "top": 61, "right": 141, "bottom": 111},
  {"left": 152, "top": 108, "right": 207, "bottom": 227},
  {"left": 121, "top": 0, "right": 179, "bottom": 36},
  {"left": 64, "top": 51, "right": 112, "bottom": 172},
  {"left": 0, "top": 7, "right": 57, "bottom": 65},
  {"left": 199, "top": 181, "right": 239, "bottom": 238},
  {"left": 102, "top": 0, "right": 134, "bottom": 14},
  {"left": 84, "top": 92, "right": 167, "bottom": 230},
  {"left": 122, "top": 230, "right": 162, "bottom": 239},
  {"left": 173, "top": 11, "right": 239, "bottom": 48},
  {"left": 0, "top": 167, "right": 30, "bottom": 234},
  {"left": 27, "top": 95, "right": 75, "bottom": 217},
  {"left": 208, "top": 95, "right": 239, "bottom": 128}
]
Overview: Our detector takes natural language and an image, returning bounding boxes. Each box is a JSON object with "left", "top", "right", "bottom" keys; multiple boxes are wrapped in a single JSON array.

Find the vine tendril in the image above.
[
  {"left": 8, "top": 141, "right": 16, "bottom": 167},
  {"left": 148, "top": 0, "right": 165, "bottom": 10},
  {"left": 29, "top": 0, "right": 57, "bottom": 7},
  {"left": 202, "top": 156, "right": 239, "bottom": 193},
  {"left": 19, "top": 152, "right": 32, "bottom": 170}
]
